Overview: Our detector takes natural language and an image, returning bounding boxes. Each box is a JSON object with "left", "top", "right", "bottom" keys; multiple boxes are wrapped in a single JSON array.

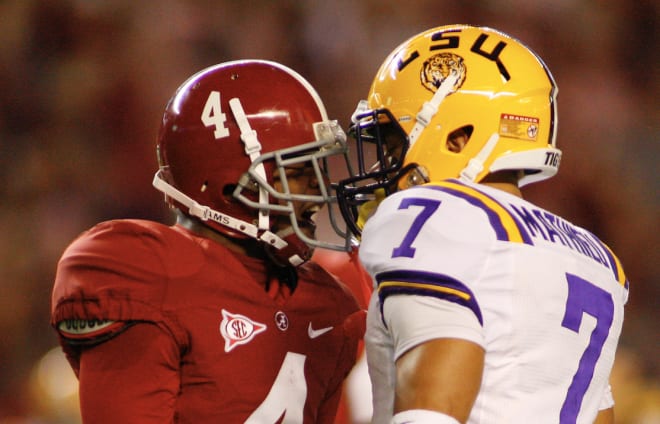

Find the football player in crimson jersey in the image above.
[
  {"left": 313, "top": 249, "right": 374, "bottom": 424},
  {"left": 51, "top": 60, "right": 365, "bottom": 423},
  {"left": 334, "top": 26, "right": 628, "bottom": 424}
]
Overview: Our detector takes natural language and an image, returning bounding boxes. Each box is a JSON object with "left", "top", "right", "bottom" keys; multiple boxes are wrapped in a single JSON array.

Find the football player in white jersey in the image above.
[{"left": 334, "top": 25, "right": 628, "bottom": 424}]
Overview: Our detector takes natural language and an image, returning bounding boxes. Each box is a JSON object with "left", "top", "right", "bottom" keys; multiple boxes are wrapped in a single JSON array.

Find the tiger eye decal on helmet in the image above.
[{"left": 420, "top": 53, "right": 466, "bottom": 94}]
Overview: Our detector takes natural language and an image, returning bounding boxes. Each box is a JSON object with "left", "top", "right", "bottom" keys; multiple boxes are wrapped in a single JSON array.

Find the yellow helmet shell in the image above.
[{"left": 367, "top": 25, "right": 560, "bottom": 186}]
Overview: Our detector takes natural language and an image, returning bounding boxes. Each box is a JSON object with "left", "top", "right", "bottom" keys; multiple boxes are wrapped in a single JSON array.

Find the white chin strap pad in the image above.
[{"left": 459, "top": 133, "right": 500, "bottom": 182}]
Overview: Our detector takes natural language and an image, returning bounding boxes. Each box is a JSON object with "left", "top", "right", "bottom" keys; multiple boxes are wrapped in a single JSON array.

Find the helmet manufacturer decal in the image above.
[
  {"left": 499, "top": 114, "right": 540, "bottom": 141},
  {"left": 219, "top": 309, "right": 267, "bottom": 352},
  {"left": 420, "top": 53, "right": 466, "bottom": 94}
]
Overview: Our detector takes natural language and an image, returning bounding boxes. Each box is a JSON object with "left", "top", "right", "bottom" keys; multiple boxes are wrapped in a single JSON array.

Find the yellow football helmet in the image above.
[{"left": 336, "top": 25, "right": 561, "bottom": 237}]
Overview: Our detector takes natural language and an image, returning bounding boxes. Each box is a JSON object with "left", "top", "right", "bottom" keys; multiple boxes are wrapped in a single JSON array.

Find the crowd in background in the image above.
[{"left": 0, "top": 0, "right": 657, "bottom": 422}]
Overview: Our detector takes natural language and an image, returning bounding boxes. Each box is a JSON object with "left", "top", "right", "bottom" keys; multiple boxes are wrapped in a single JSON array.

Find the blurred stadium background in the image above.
[{"left": 0, "top": 1, "right": 657, "bottom": 422}]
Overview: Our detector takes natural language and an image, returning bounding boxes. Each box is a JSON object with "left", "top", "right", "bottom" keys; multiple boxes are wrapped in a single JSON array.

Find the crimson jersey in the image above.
[{"left": 51, "top": 220, "right": 364, "bottom": 423}]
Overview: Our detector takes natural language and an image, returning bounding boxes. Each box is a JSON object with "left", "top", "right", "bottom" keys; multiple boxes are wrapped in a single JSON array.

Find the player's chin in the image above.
[{"left": 273, "top": 217, "right": 316, "bottom": 239}]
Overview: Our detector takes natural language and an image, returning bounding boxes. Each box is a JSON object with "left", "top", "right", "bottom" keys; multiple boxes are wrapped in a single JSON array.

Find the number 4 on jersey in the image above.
[
  {"left": 201, "top": 91, "right": 230, "bottom": 139},
  {"left": 245, "top": 352, "right": 307, "bottom": 423}
]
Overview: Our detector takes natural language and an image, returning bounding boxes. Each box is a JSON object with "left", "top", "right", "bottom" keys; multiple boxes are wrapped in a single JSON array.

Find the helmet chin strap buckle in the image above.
[
  {"left": 261, "top": 228, "right": 307, "bottom": 267},
  {"left": 259, "top": 230, "right": 288, "bottom": 250},
  {"left": 229, "top": 97, "right": 270, "bottom": 232},
  {"left": 351, "top": 100, "right": 370, "bottom": 124},
  {"left": 459, "top": 133, "right": 500, "bottom": 182},
  {"left": 409, "top": 71, "right": 460, "bottom": 147},
  {"left": 459, "top": 158, "right": 484, "bottom": 182}
]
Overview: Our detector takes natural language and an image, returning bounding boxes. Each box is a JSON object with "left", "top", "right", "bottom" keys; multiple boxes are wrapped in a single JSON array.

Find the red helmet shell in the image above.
[{"left": 156, "top": 60, "right": 328, "bottom": 237}]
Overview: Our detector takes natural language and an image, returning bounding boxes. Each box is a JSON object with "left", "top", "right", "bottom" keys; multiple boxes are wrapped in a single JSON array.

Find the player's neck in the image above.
[
  {"left": 175, "top": 212, "right": 257, "bottom": 257},
  {"left": 480, "top": 171, "right": 523, "bottom": 198},
  {"left": 481, "top": 181, "right": 522, "bottom": 198}
]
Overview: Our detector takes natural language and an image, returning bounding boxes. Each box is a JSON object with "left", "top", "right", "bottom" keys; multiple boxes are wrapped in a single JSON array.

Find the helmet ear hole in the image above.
[
  {"left": 222, "top": 184, "right": 237, "bottom": 196},
  {"left": 403, "top": 166, "right": 430, "bottom": 188},
  {"left": 446, "top": 125, "right": 473, "bottom": 153}
]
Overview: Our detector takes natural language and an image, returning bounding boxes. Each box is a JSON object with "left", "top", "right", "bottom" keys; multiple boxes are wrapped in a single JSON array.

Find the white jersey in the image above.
[{"left": 360, "top": 179, "right": 628, "bottom": 424}]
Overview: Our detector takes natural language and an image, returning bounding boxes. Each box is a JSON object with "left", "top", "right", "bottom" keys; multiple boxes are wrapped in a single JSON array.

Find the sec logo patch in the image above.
[{"left": 219, "top": 309, "right": 267, "bottom": 352}]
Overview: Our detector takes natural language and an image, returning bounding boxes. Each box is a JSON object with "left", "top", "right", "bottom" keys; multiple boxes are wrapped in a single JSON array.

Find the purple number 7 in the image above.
[
  {"left": 560, "top": 273, "right": 614, "bottom": 423},
  {"left": 392, "top": 198, "right": 441, "bottom": 258}
]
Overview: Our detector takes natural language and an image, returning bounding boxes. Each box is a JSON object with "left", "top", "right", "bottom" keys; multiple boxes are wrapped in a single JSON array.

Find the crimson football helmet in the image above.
[
  {"left": 153, "top": 60, "right": 352, "bottom": 265},
  {"left": 336, "top": 25, "right": 561, "bottom": 237}
]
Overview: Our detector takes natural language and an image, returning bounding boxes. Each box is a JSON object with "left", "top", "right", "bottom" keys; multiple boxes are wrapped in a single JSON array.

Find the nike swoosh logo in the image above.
[{"left": 308, "top": 323, "right": 333, "bottom": 339}]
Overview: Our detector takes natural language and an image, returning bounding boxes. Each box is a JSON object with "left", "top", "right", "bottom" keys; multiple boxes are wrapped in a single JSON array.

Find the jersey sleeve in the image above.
[
  {"left": 360, "top": 187, "right": 495, "bottom": 326},
  {"left": 383, "top": 295, "right": 484, "bottom": 360},
  {"left": 598, "top": 383, "right": 615, "bottom": 411},
  {"left": 77, "top": 322, "right": 181, "bottom": 423},
  {"left": 51, "top": 220, "right": 200, "bottom": 365}
]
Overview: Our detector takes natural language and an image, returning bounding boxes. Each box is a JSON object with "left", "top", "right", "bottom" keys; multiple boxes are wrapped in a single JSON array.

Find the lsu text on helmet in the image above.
[
  {"left": 336, "top": 25, "right": 561, "bottom": 237},
  {"left": 153, "top": 60, "right": 352, "bottom": 265}
]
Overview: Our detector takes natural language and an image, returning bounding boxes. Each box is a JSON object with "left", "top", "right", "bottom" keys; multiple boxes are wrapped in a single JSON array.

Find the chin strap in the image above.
[
  {"left": 408, "top": 70, "right": 460, "bottom": 148},
  {"left": 459, "top": 133, "right": 500, "bottom": 182},
  {"left": 152, "top": 170, "right": 258, "bottom": 237},
  {"left": 351, "top": 99, "right": 370, "bottom": 125},
  {"left": 228, "top": 97, "right": 271, "bottom": 232},
  {"left": 152, "top": 170, "right": 290, "bottom": 253},
  {"left": 229, "top": 98, "right": 301, "bottom": 262}
]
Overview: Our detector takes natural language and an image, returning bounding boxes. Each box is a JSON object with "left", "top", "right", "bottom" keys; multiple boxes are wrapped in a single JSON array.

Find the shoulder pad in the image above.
[
  {"left": 343, "top": 309, "right": 367, "bottom": 340},
  {"left": 298, "top": 260, "right": 333, "bottom": 283},
  {"left": 53, "top": 220, "right": 205, "bottom": 309}
]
